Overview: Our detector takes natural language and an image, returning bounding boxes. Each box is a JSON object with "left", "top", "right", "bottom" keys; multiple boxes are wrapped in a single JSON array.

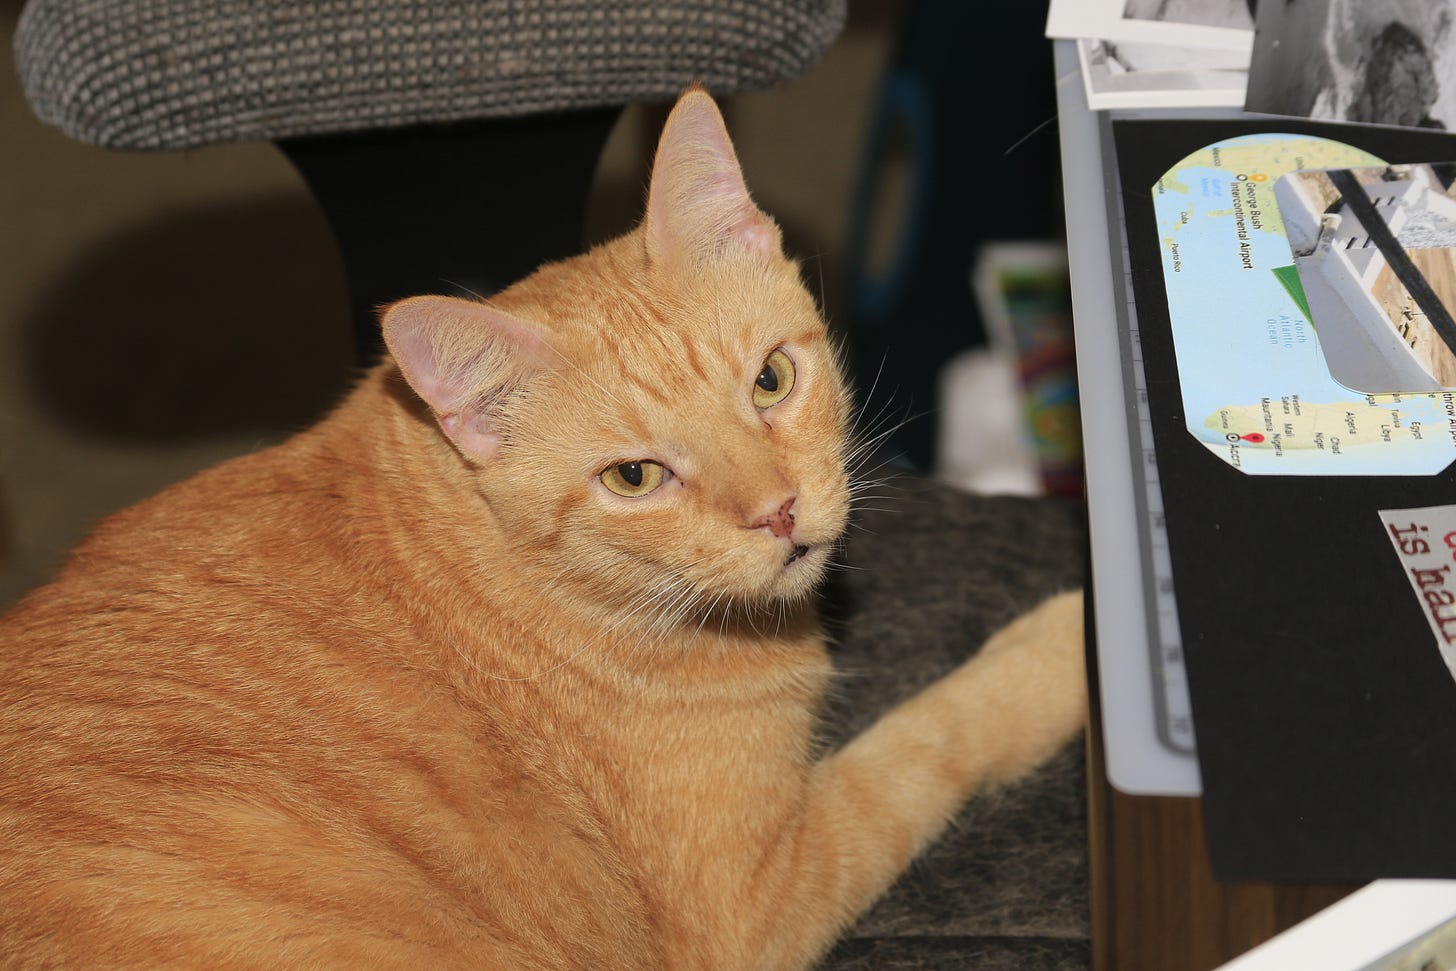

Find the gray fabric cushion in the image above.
[
  {"left": 14, "top": 0, "right": 845, "bottom": 149},
  {"left": 819, "top": 478, "right": 1090, "bottom": 969}
]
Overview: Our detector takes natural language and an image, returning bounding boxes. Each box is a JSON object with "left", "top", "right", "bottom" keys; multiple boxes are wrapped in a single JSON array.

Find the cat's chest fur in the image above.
[{"left": 4, "top": 384, "right": 833, "bottom": 966}]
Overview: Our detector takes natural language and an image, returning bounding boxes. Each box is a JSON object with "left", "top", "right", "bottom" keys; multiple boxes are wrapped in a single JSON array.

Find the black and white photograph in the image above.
[
  {"left": 1046, "top": 0, "right": 1253, "bottom": 53},
  {"left": 1246, "top": 0, "right": 1456, "bottom": 130},
  {"left": 1214, "top": 881, "right": 1456, "bottom": 971},
  {"left": 1121, "top": 0, "right": 1253, "bottom": 32},
  {"left": 1078, "top": 38, "right": 1247, "bottom": 108},
  {"left": 1358, "top": 912, "right": 1456, "bottom": 971}
]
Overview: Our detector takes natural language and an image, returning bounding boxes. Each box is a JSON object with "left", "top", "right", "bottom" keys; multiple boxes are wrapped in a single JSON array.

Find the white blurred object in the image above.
[
  {"left": 935, "top": 348, "right": 1042, "bottom": 496},
  {"left": 1215, "top": 880, "right": 1456, "bottom": 971}
]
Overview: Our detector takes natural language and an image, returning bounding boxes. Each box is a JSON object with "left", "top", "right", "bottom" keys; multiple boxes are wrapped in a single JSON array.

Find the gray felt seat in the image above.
[
  {"left": 14, "top": 0, "right": 847, "bottom": 149},
  {"left": 822, "top": 478, "right": 1089, "bottom": 969}
]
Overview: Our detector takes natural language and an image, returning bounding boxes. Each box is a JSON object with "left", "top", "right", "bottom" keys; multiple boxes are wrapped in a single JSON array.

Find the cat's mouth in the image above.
[{"left": 784, "top": 544, "right": 811, "bottom": 566}]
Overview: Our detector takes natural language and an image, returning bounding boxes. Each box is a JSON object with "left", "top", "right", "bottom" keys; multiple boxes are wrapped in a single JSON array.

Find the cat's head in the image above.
[{"left": 381, "top": 89, "right": 851, "bottom": 613}]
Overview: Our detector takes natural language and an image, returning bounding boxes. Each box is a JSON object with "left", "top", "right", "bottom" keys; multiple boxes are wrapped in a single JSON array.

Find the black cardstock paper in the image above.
[{"left": 1112, "top": 117, "right": 1456, "bottom": 881}]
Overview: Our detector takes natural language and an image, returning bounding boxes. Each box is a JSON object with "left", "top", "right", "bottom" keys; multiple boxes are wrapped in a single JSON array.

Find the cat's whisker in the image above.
[
  {"left": 847, "top": 454, "right": 909, "bottom": 491},
  {"left": 628, "top": 583, "right": 710, "bottom": 671},
  {"left": 800, "top": 249, "right": 829, "bottom": 318},
  {"left": 691, "top": 589, "right": 732, "bottom": 643},
  {"left": 854, "top": 485, "right": 928, "bottom": 511},
  {"left": 847, "top": 474, "right": 902, "bottom": 503},
  {"left": 851, "top": 351, "right": 892, "bottom": 431},
  {"left": 641, "top": 581, "right": 696, "bottom": 640},
  {"left": 610, "top": 559, "right": 728, "bottom": 671},
  {"left": 846, "top": 410, "right": 920, "bottom": 476},
  {"left": 847, "top": 491, "right": 899, "bottom": 508},
  {"left": 847, "top": 489, "right": 901, "bottom": 515},
  {"left": 1003, "top": 112, "right": 1058, "bottom": 157},
  {"left": 476, "top": 637, "right": 594, "bottom": 683},
  {"left": 849, "top": 389, "right": 899, "bottom": 436},
  {"left": 587, "top": 603, "right": 683, "bottom": 675},
  {"left": 720, "top": 610, "right": 739, "bottom": 639},
  {"left": 625, "top": 576, "right": 699, "bottom": 639},
  {"left": 848, "top": 467, "right": 897, "bottom": 485},
  {"left": 844, "top": 444, "right": 902, "bottom": 487},
  {"left": 844, "top": 419, "right": 898, "bottom": 472},
  {"left": 846, "top": 474, "right": 898, "bottom": 496},
  {"left": 848, "top": 392, "right": 920, "bottom": 445},
  {"left": 484, "top": 569, "right": 697, "bottom": 682},
  {"left": 437, "top": 277, "right": 488, "bottom": 302},
  {"left": 846, "top": 423, "right": 903, "bottom": 464},
  {"left": 664, "top": 591, "right": 708, "bottom": 646}
]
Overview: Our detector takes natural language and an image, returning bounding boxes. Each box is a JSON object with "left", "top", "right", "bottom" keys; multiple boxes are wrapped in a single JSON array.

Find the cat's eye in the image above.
[
  {"left": 753, "top": 349, "right": 796, "bottom": 410},
  {"left": 601, "top": 460, "right": 667, "bottom": 498}
]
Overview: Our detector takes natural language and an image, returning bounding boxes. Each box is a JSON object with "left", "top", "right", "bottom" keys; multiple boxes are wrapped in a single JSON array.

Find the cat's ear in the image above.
[
  {"left": 644, "top": 87, "right": 781, "bottom": 264},
  {"left": 380, "top": 295, "right": 552, "bottom": 461}
]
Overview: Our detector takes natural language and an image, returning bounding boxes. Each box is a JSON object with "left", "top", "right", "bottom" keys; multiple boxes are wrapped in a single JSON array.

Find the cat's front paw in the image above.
[
  {"left": 978, "top": 589, "right": 1089, "bottom": 742},
  {"left": 981, "top": 590, "right": 1083, "bottom": 657}
]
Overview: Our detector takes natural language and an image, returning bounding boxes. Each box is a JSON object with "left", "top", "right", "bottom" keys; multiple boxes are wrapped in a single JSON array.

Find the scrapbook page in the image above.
[{"left": 1113, "top": 116, "right": 1456, "bottom": 880}]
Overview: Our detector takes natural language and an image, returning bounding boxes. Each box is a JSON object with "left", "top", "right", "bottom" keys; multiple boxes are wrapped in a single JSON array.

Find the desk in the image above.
[
  {"left": 1052, "top": 40, "right": 1362, "bottom": 968},
  {"left": 1084, "top": 680, "right": 1356, "bottom": 969}
]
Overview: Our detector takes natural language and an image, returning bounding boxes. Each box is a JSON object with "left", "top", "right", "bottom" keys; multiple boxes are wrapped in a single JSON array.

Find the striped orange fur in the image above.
[{"left": 0, "top": 89, "right": 1086, "bottom": 969}]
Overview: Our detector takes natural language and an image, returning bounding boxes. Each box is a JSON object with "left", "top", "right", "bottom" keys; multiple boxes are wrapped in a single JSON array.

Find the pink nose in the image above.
[{"left": 754, "top": 498, "right": 797, "bottom": 539}]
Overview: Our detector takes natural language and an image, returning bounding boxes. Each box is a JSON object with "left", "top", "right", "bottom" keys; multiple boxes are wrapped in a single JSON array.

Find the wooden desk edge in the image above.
[{"left": 1084, "top": 612, "right": 1359, "bottom": 971}]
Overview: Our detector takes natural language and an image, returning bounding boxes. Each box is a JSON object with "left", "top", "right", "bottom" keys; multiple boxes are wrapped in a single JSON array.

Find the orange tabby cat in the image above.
[{"left": 0, "top": 89, "right": 1086, "bottom": 969}]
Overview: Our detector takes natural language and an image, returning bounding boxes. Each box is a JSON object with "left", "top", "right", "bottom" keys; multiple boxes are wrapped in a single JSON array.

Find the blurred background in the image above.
[{"left": 0, "top": 0, "right": 1068, "bottom": 607}]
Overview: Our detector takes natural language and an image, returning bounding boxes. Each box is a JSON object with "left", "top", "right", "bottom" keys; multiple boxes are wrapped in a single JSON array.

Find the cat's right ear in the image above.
[
  {"left": 380, "top": 295, "right": 552, "bottom": 461},
  {"left": 644, "top": 87, "right": 781, "bottom": 265}
]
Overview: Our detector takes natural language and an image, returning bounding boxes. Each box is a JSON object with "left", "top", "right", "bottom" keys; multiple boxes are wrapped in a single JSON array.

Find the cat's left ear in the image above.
[
  {"left": 380, "top": 295, "right": 552, "bottom": 461},
  {"left": 644, "top": 87, "right": 782, "bottom": 264}
]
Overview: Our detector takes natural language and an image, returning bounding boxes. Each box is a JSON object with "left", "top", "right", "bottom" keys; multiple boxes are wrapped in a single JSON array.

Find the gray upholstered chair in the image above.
[
  {"left": 15, "top": 0, "right": 848, "bottom": 358},
  {"left": 12, "top": 3, "right": 1089, "bottom": 965}
]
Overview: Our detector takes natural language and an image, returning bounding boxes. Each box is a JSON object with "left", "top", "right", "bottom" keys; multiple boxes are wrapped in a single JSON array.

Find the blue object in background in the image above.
[{"left": 843, "top": 0, "right": 1062, "bottom": 470}]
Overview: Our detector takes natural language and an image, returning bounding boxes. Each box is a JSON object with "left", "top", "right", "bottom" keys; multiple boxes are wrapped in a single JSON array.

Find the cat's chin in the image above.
[
  {"left": 782, "top": 542, "right": 823, "bottom": 571},
  {"left": 767, "top": 542, "right": 832, "bottom": 599}
]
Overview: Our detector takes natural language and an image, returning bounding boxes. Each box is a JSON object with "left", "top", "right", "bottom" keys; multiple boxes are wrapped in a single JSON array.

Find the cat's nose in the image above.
[{"left": 752, "top": 497, "right": 797, "bottom": 539}]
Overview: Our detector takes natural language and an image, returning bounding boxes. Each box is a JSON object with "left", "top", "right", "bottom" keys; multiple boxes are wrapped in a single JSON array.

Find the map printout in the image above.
[{"left": 1154, "top": 134, "right": 1456, "bottom": 475}]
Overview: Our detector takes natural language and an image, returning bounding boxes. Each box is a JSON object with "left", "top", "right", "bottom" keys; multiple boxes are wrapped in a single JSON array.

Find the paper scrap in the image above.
[{"left": 1380, "top": 504, "right": 1456, "bottom": 681}]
